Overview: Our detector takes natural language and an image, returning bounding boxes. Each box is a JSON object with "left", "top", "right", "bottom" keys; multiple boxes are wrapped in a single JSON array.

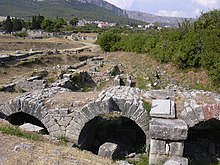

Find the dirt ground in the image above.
[
  {"left": 106, "top": 52, "right": 214, "bottom": 92},
  {"left": 0, "top": 35, "right": 84, "bottom": 54},
  {"left": 44, "top": 91, "right": 99, "bottom": 110},
  {"left": 0, "top": 129, "right": 115, "bottom": 165}
]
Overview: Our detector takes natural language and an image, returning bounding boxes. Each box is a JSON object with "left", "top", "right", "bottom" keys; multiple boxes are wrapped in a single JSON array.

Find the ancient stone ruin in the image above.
[{"left": 1, "top": 85, "right": 220, "bottom": 164}]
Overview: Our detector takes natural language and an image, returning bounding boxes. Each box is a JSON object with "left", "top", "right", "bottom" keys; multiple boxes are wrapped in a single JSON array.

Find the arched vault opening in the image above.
[
  {"left": 183, "top": 118, "right": 220, "bottom": 164},
  {"left": 5, "top": 112, "right": 49, "bottom": 134},
  {"left": 78, "top": 115, "right": 146, "bottom": 157}
]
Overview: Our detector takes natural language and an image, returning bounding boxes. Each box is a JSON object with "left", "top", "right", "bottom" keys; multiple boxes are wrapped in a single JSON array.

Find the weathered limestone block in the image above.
[
  {"left": 112, "top": 97, "right": 126, "bottom": 111},
  {"left": 169, "top": 142, "right": 184, "bottom": 156},
  {"left": 81, "top": 105, "right": 95, "bottom": 120},
  {"left": 163, "top": 156, "right": 188, "bottom": 165},
  {"left": 114, "top": 75, "right": 121, "bottom": 86},
  {"left": 150, "top": 118, "right": 188, "bottom": 141},
  {"left": 8, "top": 99, "right": 21, "bottom": 112},
  {"left": 48, "top": 123, "right": 60, "bottom": 133},
  {"left": 19, "top": 123, "right": 44, "bottom": 134},
  {"left": 126, "top": 79, "right": 132, "bottom": 87},
  {"left": 44, "top": 118, "right": 57, "bottom": 130},
  {"left": 14, "top": 143, "right": 35, "bottom": 152},
  {"left": 98, "top": 142, "right": 120, "bottom": 159},
  {"left": 146, "top": 90, "right": 176, "bottom": 100},
  {"left": 149, "top": 153, "right": 168, "bottom": 165},
  {"left": 77, "top": 111, "right": 90, "bottom": 125},
  {"left": 150, "top": 139, "right": 166, "bottom": 155},
  {"left": 125, "top": 99, "right": 139, "bottom": 118},
  {"left": 179, "top": 106, "right": 199, "bottom": 127},
  {"left": 57, "top": 116, "right": 72, "bottom": 127},
  {"left": 130, "top": 106, "right": 145, "bottom": 121},
  {"left": 71, "top": 113, "right": 87, "bottom": 126},
  {"left": 86, "top": 101, "right": 100, "bottom": 116},
  {"left": 67, "top": 120, "right": 83, "bottom": 132},
  {"left": 150, "top": 99, "right": 175, "bottom": 119},
  {"left": 0, "top": 104, "right": 12, "bottom": 116},
  {"left": 100, "top": 96, "right": 114, "bottom": 114},
  {"left": 65, "top": 131, "right": 78, "bottom": 141},
  {"left": 193, "top": 106, "right": 205, "bottom": 122},
  {"left": 122, "top": 100, "right": 133, "bottom": 116},
  {"left": 135, "top": 110, "right": 148, "bottom": 126}
]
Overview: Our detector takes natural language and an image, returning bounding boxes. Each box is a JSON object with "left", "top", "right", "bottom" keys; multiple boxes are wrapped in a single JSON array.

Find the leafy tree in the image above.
[
  {"left": 2, "top": 16, "right": 13, "bottom": 33},
  {"left": 41, "top": 19, "right": 54, "bottom": 32},
  {"left": 53, "top": 17, "right": 67, "bottom": 31},
  {"left": 194, "top": 10, "right": 220, "bottom": 30},
  {"left": 96, "top": 30, "right": 121, "bottom": 52},
  {"left": 69, "top": 17, "right": 79, "bottom": 26},
  {"left": 12, "top": 17, "right": 22, "bottom": 31},
  {"left": 32, "top": 15, "right": 44, "bottom": 30}
]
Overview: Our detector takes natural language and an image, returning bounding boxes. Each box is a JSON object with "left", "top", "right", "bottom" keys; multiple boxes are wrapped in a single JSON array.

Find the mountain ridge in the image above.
[
  {"left": 75, "top": 0, "right": 192, "bottom": 26},
  {"left": 0, "top": 0, "right": 192, "bottom": 26}
]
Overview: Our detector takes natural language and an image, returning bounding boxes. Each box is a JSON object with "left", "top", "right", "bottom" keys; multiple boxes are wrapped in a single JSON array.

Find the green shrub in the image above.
[
  {"left": 13, "top": 31, "right": 28, "bottom": 38},
  {"left": 96, "top": 9, "right": 220, "bottom": 87},
  {"left": 47, "top": 77, "right": 56, "bottom": 83},
  {"left": 96, "top": 30, "right": 121, "bottom": 52}
]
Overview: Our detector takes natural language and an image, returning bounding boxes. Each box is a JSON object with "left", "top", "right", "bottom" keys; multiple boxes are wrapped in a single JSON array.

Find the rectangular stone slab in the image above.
[
  {"left": 150, "top": 118, "right": 188, "bottom": 141},
  {"left": 150, "top": 99, "right": 175, "bottom": 118}
]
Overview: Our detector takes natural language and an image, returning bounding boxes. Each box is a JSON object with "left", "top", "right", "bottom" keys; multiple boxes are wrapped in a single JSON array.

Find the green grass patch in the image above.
[
  {"left": 128, "top": 153, "right": 149, "bottom": 165},
  {"left": 17, "top": 58, "right": 42, "bottom": 66},
  {"left": 0, "top": 124, "right": 43, "bottom": 141},
  {"left": 47, "top": 77, "right": 56, "bottom": 83},
  {"left": 143, "top": 101, "right": 151, "bottom": 112},
  {"left": 57, "top": 135, "right": 69, "bottom": 145},
  {"left": 136, "top": 76, "right": 152, "bottom": 90}
]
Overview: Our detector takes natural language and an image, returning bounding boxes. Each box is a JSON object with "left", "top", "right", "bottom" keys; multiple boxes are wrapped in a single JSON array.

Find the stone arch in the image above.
[
  {"left": 0, "top": 88, "right": 69, "bottom": 136},
  {"left": 0, "top": 96, "right": 51, "bottom": 132},
  {"left": 178, "top": 92, "right": 220, "bottom": 164},
  {"left": 65, "top": 86, "right": 149, "bottom": 146},
  {"left": 5, "top": 111, "right": 49, "bottom": 134},
  {"left": 183, "top": 118, "right": 220, "bottom": 163},
  {"left": 180, "top": 101, "right": 220, "bottom": 129},
  {"left": 78, "top": 116, "right": 147, "bottom": 155}
]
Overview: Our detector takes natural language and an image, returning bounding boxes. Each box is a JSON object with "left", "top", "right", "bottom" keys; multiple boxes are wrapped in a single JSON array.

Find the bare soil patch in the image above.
[
  {"left": 0, "top": 132, "right": 115, "bottom": 165},
  {"left": 106, "top": 52, "right": 214, "bottom": 92},
  {"left": 45, "top": 91, "right": 99, "bottom": 110},
  {"left": 0, "top": 34, "right": 84, "bottom": 54}
]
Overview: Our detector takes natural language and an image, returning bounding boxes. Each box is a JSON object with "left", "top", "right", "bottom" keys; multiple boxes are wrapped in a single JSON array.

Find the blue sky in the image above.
[{"left": 105, "top": 0, "right": 220, "bottom": 18}]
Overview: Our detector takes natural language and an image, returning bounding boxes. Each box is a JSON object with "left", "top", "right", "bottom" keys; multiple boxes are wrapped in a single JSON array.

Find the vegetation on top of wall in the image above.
[{"left": 96, "top": 10, "right": 220, "bottom": 87}]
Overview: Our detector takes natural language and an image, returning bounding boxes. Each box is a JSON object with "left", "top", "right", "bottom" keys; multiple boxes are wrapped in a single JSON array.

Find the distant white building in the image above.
[{"left": 145, "top": 23, "right": 155, "bottom": 29}]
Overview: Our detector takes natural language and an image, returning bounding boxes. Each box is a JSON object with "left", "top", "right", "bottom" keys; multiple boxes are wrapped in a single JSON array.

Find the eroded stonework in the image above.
[{"left": 1, "top": 87, "right": 220, "bottom": 164}]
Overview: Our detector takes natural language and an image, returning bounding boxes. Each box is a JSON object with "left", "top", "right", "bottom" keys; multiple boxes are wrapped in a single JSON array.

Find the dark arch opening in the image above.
[
  {"left": 183, "top": 119, "right": 220, "bottom": 165},
  {"left": 5, "top": 112, "right": 49, "bottom": 134},
  {"left": 78, "top": 116, "right": 146, "bottom": 158}
]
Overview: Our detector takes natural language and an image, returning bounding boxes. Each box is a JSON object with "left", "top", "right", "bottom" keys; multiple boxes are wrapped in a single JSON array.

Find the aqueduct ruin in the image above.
[{"left": 1, "top": 86, "right": 220, "bottom": 164}]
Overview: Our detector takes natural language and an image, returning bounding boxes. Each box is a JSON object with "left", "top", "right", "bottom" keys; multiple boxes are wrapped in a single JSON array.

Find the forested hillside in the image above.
[{"left": 0, "top": 0, "right": 142, "bottom": 25}]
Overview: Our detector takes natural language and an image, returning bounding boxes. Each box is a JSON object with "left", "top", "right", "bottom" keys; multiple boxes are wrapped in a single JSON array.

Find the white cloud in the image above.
[
  {"left": 156, "top": 10, "right": 186, "bottom": 17},
  {"left": 105, "top": 0, "right": 134, "bottom": 9},
  {"left": 193, "top": 0, "right": 219, "bottom": 8},
  {"left": 193, "top": 8, "right": 202, "bottom": 17}
]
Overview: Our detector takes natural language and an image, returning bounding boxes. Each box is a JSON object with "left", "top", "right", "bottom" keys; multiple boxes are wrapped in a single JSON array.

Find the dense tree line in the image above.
[
  {"left": 97, "top": 10, "right": 220, "bottom": 86},
  {"left": 0, "top": 15, "right": 79, "bottom": 33}
]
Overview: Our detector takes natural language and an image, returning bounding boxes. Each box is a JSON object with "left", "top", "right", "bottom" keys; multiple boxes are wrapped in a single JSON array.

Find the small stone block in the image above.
[
  {"left": 150, "top": 99, "right": 175, "bottom": 118},
  {"left": 163, "top": 156, "right": 188, "bottom": 165}
]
